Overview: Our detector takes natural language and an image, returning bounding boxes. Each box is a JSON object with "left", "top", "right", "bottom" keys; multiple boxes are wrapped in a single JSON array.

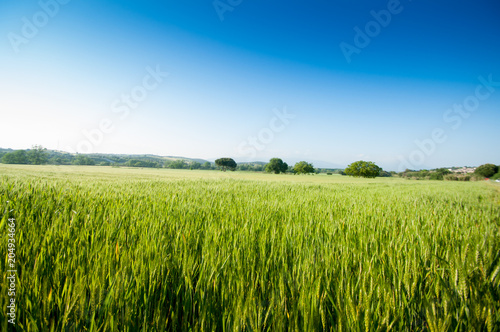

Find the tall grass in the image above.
[{"left": 1, "top": 166, "right": 499, "bottom": 331}]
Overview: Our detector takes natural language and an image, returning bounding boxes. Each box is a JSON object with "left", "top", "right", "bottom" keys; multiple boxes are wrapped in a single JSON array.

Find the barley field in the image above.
[{"left": 1, "top": 165, "right": 499, "bottom": 331}]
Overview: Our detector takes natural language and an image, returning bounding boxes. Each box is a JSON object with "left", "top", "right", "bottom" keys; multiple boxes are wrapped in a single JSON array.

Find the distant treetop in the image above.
[
  {"left": 215, "top": 158, "right": 237, "bottom": 171},
  {"left": 344, "top": 161, "right": 381, "bottom": 178}
]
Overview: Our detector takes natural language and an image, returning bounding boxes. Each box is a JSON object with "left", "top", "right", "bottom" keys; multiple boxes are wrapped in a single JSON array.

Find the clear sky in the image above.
[{"left": 1, "top": 0, "right": 499, "bottom": 170}]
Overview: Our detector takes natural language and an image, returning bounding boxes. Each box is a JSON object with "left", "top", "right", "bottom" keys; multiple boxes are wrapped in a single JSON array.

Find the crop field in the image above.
[{"left": 1, "top": 165, "right": 500, "bottom": 331}]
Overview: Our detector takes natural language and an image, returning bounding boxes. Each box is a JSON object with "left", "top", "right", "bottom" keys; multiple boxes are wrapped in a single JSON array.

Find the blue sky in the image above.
[{"left": 1, "top": 0, "right": 499, "bottom": 170}]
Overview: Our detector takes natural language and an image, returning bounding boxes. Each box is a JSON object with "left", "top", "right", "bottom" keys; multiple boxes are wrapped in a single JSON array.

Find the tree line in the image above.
[
  {"left": 218, "top": 158, "right": 389, "bottom": 177},
  {"left": 3, "top": 146, "right": 497, "bottom": 180},
  {"left": 399, "top": 163, "right": 500, "bottom": 181},
  {"left": 0, "top": 146, "right": 386, "bottom": 177}
]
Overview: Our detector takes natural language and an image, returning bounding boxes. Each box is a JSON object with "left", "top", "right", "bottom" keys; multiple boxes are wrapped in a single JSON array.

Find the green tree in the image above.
[
  {"left": 49, "top": 156, "right": 64, "bottom": 165},
  {"left": 429, "top": 168, "right": 452, "bottom": 180},
  {"left": 2, "top": 150, "right": 28, "bottom": 164},
  {"left": 474, "top": 163, "right": 498, "bottom": 178},
  {"left": 378, "top": 170, "right": 392, "bottom": 177},
  {"left": 265, "top": 158, "right": 289, "bottom": 174},
  {"left": 201, "top": 161, "right": 212, "bottom": 170},
  {"left": 190, "top": 161, "right": 201, "bottom": 170},
  {"left": 215, "top": 158, "right": 237, "bottom": 171},
  {"left": 344, "top": 160, "right": 381, "bottom": 178},
  {"left": 27, "top": 145, "right": 48, "bottom": 165},
  {"left": 127, "top": 159, "right": 160, "bottom": 168},
  {"left": 252, "top": 164, "right": 264, "bottom": 172},
  {"left": 293, "top": 161, "right": 315, "bottom": 174},
  {"left": 73, "top": 155, "right": 95, "bottom": 165},
  {"left": 169, "top": 160, "right": 187, "bottom": 169}
]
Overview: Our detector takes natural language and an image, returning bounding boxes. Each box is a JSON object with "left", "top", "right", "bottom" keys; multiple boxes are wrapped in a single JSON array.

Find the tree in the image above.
[
  {"left": 27, "top": 145, "right": 48, "bottom": 165},
  {"left": 2, "top": 150, "right": 28, "bottom": 164},
  {"left": 265, "top": 158, "right": 288, "bottom": 174},
  {"left": 201, "top": 161, "right": 212, "bottom": 170},
  {"left": 127, "top": 159, "right": 160, "bottom": 168},
  {"left": 378, "top": 170, "right": 392, "bottom": 177},
  {"left": 49, "top": 156, "right": 64, "bottom": 165},
  {"left": 252, "top": 164, "right": 264, "bottom": 172},
  {"left": 293, "top": 161, "right": 315, "bottom": 174},
  {"left": 344, "top": 160, "right": 381, "bottom": 178},
  {"left": 215, "top": 158, "right": 237, "bottom": 171},
  {"left": 429, "top": 168, "right": 452, "bottom": 180},
  {"left": 169, "top": 160, "right": 187, "bottom": 169},
  {"left": 475, "top": 163, "right": 498, "bottom": 178},
  {"left": 190, "top": 161, "right": 201, "bottom": 170},
  {"left": 73, "top": 155, "right": 95, "bottom": 165}
]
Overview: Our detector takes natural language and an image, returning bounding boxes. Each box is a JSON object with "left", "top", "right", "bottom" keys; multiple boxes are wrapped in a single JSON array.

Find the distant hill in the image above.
[
  {"left": 84, "top": 153, "right": 211, "bottom": 165},
  {"left": 0, "top": 147, "right": 345, "bottom": 172},
  {"left": 0, "top": 147, "right": 212, "bottom": 168},
  {"left": 238, "top": 161, "right": 267, "bottom": 166}
]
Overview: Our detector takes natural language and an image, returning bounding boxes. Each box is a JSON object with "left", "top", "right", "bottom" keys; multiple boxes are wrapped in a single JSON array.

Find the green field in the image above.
[{"left": 1, "top": 165, "right": 500, "bottom": 331}]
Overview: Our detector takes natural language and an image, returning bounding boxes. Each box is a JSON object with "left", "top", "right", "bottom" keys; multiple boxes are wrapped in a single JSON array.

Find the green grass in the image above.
[{"left": 1, "top": 165, "right": 499, "bottom": 331}]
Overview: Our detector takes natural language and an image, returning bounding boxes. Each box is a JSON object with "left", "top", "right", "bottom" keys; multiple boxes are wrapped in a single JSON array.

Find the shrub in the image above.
[
  {"left": 444, "top": 174, "right": 471, "bottom": 181},
  {"left": 475, "top": 163, "right": 498, "bottom": 178}
]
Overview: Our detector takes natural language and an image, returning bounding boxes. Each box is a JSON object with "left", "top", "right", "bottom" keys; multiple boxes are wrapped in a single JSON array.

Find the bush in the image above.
[
  {"left": 168, "top": 160, "right": 187, "bottom": 169},
  {"left": 471, "top": 174, "right": 485, "bottom": 181},
  {"left": 73, "top": 155, "right": 96, "bottom": 165},
  {"left": 429, "top": 173, "right": 444, "bottom": 180},
  {"left": 2, "top": 150, "right": 28, "bottom": 164},
  {"left": 491, "top": 173, "right": 500, "bottom": 180},
  {"left": 126, "top": 159, "right": 160, "bottom": 168},
  {"left": 475, "top": 163, "right": 498, "bottom": 178},
  {"left": 444, "top": 174, "right": 471, "bottom": 181},
  {"left": 378, "top": 170, "right": 392, "bottom": 177},
  {"left": 444, "top": 175, "right": 457, "bottom": 181}
]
